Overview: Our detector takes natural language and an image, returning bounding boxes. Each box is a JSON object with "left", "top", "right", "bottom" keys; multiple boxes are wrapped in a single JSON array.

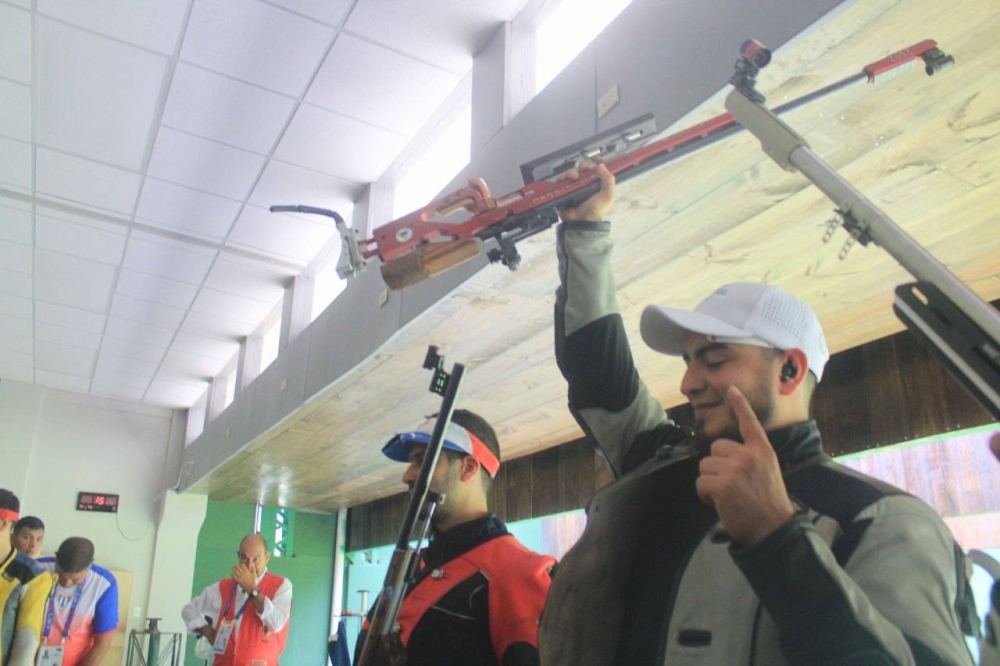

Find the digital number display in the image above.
[{"left": 77, "top": 492, "right": 119, "bottom": 513}]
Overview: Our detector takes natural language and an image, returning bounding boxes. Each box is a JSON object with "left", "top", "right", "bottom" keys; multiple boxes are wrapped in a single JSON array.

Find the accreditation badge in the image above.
[
  {"left": 35, "top": 645, "right": 64, "bottom": 666},
  {"left": 213, "top": 620, "right": 236, "bottom": 654}
]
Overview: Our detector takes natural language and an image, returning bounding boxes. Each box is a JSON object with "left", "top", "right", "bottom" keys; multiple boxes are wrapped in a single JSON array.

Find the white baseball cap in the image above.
[{"left": 640, "top": 282, "right": 830, "bottom": 381}]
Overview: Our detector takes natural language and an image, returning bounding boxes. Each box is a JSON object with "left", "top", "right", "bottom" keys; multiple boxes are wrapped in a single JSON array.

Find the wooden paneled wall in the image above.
[{"left": 347, "top": 317, "right": 998, "bottom": 551}]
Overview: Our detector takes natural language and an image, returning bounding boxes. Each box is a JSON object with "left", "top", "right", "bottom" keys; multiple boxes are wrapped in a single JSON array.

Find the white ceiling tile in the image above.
[
  {"left": 94, "top": 350, "right": 159, "bottom": 378},
  {"left": 346, "top": 0, "right": 527, "bottom": 76},
  {"left": 0, "top": 79, "right": 31, "bottom": 142},
  {"left": 35, "top": 322, "right": 102, "bottom": 352},
  {"left": 0, "top": 333, "right": 32, "bottom": 355},
  {"left": 250, "top": 159, "right": 360, "bottom": 215},
  {"left": 204, "top": 257, "right": 292, "bottom": 302},
  {"left": 35, "top": 339, "right": 96, "bottom": 376},
  {"left": 34, "top": 249, "right": 116, "bottom": 312},
  {"left": 0, "top": 4, "right": 31, "bottom": 84},
  {"left": 123, "top": 232, "right": 217, "bottom": 285},
  {"left": 0, "top": 315, "right": 32, "bottom": 338},
  {"left": 35, "top": 214, "right": 127, "bottom": 266},
  {"left": 180, "top": 0, "right": 333, "bottom": 96},
  {"left": 309, "top": 34, "right": 460, "bottom": 135},
  {"left": 110, "top": 293, "right": 187, "bottom": 330},
  {"left": 172, "top": 332, "right": 241, "bottom": 361},
  {"left": 0, "top": 347, "right": 32, "bottom": 369},
  {"left": 36, "top": 301, "right": 106, "bottom": 333},
  {"left": 161, "top": 348, "right": 230, "bottom": 378},
  {"left": 36, "top": 18, "right": 167, "bottom": 170},
  {"left": 228, "top": 205, "right": 335, "bottom": 264},
  {"left": 135, "top": 178, "right": 241, "bottom": 242},
  {"left": 0, "top": 239, "right": 31, "bottom": 273},
  {"left": 265, "top": 0, "right": 352, "bottom": 25},
  {"left": 105, "top": 316, "right": 177, "bottom": 348},
  {"left": 91, "top": 381, "right": 147, "bottom": 402},
  {"left": 36, "top": 148, "right": 142, "bottom": 214},
  {"left": 35, "top": 249, "right": 115, "bottom": 312},
  {"left": 99, "top": 336, "right": 166, "bottom": 363},
  {"left": 93, "top": 366, "right": 153, "bottom": 389},
  {"left": 162, "top": 63, "right": 296, "bottom": 155},
  {"left": 275, "top": 104, "right": 408, "bottom": 182},
  {"left": 148, "top": 128, "right": 266, "bottom": 200},
  {"left": 0, "top": 293, "right": 32, "bottom": 319},
  {"left": 37, "top": 0, "right": 188, "bottom": 55},
  {"left": 145, "top": 377, "right": 210, "bottom": 408},
  {"left": 116, "top": 268, "right": 199, "bottom": 309},
  {"left": 35, "top": 370, "right": 90, "bottom": 392},
  {"left": 0, "top": 268, "right": 33, "bottom": 298},
  {"left": 191, "top": 287, "right": 275, "bottom": 325},
  {"left": 0, "top": 137, "right": 32, "bottom": 193},
  {"left": 182, "top": 311, "right": 256, "bottom": 339},
  {"left": 0, "top": 267, "right": 32, "bottom": 299},
  {"left": 0, "top": 205, "right": 33, "bottom": 244},
  {"left": 0, "top": 364, "right": 33, "bottom": 384}
]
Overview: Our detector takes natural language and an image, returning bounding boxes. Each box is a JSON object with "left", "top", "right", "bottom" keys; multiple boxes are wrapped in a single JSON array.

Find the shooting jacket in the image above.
[
  {"left": 361, "top": 515, "right": 554, "bottom": 666},
  {"left": 539, "top": 220, "right": 974, "bottom": 665}
]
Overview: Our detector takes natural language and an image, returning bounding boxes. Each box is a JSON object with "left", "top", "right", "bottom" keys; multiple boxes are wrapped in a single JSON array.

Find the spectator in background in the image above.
[
  {"left": 182, "top": 533, "right": 293, "bottom": 666},
  {"left": 11, "top": 517, "right": 44, "bottom": 560},
  {"left": 0, "top": 490, "right": 52, "bottom": 666},
  {"left": 37, "top": 537, "right": 119, "bottom": 666}
]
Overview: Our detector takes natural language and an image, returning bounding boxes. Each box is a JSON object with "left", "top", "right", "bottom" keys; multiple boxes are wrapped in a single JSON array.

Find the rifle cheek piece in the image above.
[{"left": 379, "top": 239, "right": 483, "bottom": 291}]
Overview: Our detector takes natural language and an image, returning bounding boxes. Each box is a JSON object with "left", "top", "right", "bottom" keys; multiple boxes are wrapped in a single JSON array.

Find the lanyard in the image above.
[
  {"left": 221, "top": 582, "right": 255, "bottom": 622},
  {"left": 43, "top": 582, "right": 85, "bottom": 642}
]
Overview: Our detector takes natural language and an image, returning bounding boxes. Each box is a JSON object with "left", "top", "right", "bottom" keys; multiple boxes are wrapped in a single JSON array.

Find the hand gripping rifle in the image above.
[
  {"left": 725, "top": 42, "right": 1000, "bottom": 420},
  {"left": 272, "top": 40, "right": 952, "bottom": 292},
  {"left": 354, "top": 346, "right": 466, "bottom": 666}
]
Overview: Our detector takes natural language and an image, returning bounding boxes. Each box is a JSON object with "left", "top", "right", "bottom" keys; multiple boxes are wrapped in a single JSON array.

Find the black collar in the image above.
[
  {"left": 768, "top": 420, "right": 823, "bottom": 470},
  {"left": 421, "top": 514, "right": 508, "bottom": 570}
]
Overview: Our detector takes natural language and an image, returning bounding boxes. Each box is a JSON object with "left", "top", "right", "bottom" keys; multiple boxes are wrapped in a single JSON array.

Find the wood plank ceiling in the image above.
[{"left": 188, "top": 0, "right": 1000, "bottom": 511}]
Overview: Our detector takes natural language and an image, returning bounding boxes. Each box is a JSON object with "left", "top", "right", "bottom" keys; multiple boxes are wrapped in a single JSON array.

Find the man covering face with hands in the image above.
[
  {"left": 182, "top": 534, "right": 293, "bottom": 666},
  {"left": 538, "top": 163, "right": 975, "bottom": 665}
]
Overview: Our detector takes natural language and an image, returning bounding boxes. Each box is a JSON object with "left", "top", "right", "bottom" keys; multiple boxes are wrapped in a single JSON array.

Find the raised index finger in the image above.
[{"left": 727, "top": 385, "right": 769, "bottom": 448}]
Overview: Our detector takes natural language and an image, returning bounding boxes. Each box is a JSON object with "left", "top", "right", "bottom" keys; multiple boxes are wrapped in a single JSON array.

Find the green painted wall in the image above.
[{"left": 184, "top": 499, "right": 337, "bottom": 665}]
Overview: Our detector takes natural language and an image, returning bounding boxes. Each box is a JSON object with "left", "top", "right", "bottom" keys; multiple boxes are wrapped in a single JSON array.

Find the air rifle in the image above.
[
  {"left": 273, "top": 39, "right": 952, "bottom": 291},
  {"left": 354, "top": 346, "right": 465, "bottom": 666},
  {"left": 726, "top": 41, "right": 1000, "bottom": 420}
]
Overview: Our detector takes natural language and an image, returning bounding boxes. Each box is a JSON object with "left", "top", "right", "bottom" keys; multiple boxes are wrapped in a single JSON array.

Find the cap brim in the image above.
[
  {"left": 382, "top": 431, "right": 465, "bottom": 462},
  {"left": 640, "top": 305, "right": 752, "bottom": 355}
]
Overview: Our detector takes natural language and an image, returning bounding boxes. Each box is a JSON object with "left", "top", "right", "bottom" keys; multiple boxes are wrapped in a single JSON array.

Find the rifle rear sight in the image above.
[{"left": 423, "top": 345, "right": 451, "bottom": 396}]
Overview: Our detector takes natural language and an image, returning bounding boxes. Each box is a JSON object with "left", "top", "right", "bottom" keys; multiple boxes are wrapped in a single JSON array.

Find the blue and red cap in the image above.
[{"left": 382, "top": 419, "right": 501, "bottom": 479}]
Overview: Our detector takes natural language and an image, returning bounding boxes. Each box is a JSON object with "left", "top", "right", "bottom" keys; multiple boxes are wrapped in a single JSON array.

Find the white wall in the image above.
[{"left": 0, "top": 377, "right": 203, "bottom": 664}]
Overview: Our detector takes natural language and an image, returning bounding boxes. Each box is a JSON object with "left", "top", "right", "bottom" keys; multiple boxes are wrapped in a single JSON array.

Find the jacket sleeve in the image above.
[
  {"left": 489, "top": 552, "right": 555, "bottom": 666},
  {"left": 555, "top": 221, "right": 677, "bottom": 477},
  {"left": 9, "top": 572, "right": 52, "bottom": 666},
  {"left": 733, "top": 495, "right": 975, "bottom": 665}
]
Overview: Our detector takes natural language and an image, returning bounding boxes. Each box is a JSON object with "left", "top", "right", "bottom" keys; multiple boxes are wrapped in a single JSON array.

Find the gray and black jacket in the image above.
[{"left": 538, "top": 221, "right": 974, "bottom": 665}]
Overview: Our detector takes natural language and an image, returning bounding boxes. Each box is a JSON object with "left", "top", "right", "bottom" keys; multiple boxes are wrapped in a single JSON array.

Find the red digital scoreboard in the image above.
[{"left": 76, "top": 492, "right": 119, "bottom": 513}]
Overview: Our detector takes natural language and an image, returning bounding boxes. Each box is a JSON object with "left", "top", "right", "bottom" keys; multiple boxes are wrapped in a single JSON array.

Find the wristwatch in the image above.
[{"left": 250, "top": 588, "right": 260, "bottom": 599}]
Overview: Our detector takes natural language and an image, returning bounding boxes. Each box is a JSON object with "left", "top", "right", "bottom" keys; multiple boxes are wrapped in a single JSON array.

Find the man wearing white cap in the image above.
[
  {"left": 358, "top": 409, "right": 556, "bottom": 665},
  {"left": 538, "top": 164, "right": 973, "bottom": 664}
]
